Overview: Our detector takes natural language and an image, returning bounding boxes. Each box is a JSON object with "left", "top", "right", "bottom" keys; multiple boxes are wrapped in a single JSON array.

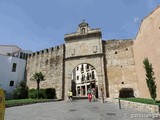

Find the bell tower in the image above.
[
  {"left": 77, "top": 20, "right": 90, "bottom": 34},
  {"left": 64, "top": 21, "right": 102, "bottom": 58}
]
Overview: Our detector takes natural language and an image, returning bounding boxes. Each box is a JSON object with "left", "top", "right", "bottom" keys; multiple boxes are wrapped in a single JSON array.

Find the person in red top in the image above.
[{"left": 87, "top": 88, "right": 92, "bottom": 102}]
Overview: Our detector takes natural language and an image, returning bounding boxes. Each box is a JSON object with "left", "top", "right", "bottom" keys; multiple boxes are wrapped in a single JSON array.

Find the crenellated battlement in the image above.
[{"left": 27, "top": 44, "right": 64, "bottom": 59}]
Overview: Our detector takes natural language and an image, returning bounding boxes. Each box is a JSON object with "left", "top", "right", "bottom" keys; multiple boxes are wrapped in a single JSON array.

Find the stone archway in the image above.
[
  {"left": 64, "top": 56, "right": 107, "bottom": 99},
  {"left": 119, "top": 88, "right": 134, "bottom": 98},
  {"left": 64, "top": 21, "right": 108, "bottom": 99}
]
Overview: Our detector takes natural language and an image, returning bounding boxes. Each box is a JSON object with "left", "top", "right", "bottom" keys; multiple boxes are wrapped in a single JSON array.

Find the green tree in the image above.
[
  {"left": 31, "top": 72, "right": 45, "bottom": 99},
  {"left": 13, "top": 80, "right": 28, "bottom": 99},
  {"left": 143, "top": 58, "right": 157, "bottom": 102}
]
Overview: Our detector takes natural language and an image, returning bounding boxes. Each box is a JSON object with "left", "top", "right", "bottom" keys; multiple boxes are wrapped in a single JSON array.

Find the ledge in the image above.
[
  {"left": 65, "top": 53, "right": 103, "bottom": 60},
  {"left": 107, "top": 98, "right": 160, "bottom": 114},
  {"left": 5, "top": 99, "right": 63, "bottom": 108}
]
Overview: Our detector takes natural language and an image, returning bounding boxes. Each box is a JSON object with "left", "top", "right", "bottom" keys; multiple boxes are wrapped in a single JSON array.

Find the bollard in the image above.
[
  {"left": 0, "top": 88, "right": 5, "bottom": 120},
  {"left": 118, "top": 98, "right": 121, "bottom": 109}
]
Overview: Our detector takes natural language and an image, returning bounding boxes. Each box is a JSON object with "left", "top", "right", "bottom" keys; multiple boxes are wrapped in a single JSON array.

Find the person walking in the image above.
[
  {"left": 67, "top": 90, "right": 73, "bottom": 102},
  {"left": 87, "top": 88, "right": 92, "bottom": 102},
  {"left": 91, "top": 88, "right": 96, "bottom": 102},
  {"left": 101, "top": 88, "right": 104, "bottom": 103}
]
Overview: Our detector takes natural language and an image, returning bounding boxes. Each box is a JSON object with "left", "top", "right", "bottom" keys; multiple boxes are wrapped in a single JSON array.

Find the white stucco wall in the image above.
[{"left": 0, "top": 54, "right": 26, "bottom": 97}]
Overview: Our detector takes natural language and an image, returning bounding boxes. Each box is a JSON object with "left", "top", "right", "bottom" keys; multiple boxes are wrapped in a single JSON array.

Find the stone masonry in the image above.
[
  {"left": 104, "top": 40, "right": 139, "bottom": 98},
  {"left": 26, "top": 45, "right": 65, "bottom": 99},
  {"left": 26, "top": 21, "right": 139, "bottom": 99}
]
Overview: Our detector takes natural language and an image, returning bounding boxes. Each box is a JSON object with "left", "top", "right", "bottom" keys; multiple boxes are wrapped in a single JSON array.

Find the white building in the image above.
[
  {"left": 0, "top": 45, "right": 32, "bottom": 98},
  {"left": 0, "top": 45, "right": 21, "bottom": 55},
  {"left": 72, "top": 64, "right": 98, "bottom": 97}
]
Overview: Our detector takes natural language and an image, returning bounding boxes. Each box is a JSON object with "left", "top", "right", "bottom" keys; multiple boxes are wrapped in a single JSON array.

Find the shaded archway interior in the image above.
[{"left": 119, "top": 88, "right": 134, "bottom": 98}]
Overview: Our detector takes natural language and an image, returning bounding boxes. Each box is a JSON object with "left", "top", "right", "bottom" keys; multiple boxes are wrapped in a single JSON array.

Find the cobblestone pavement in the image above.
[{"left": 5, "top": 99, "right": 160, "bottom": 120}]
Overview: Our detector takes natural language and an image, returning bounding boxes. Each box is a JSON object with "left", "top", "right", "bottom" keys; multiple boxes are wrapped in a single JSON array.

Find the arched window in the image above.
[{"left": 81, "top": 28, "right": 85, "bottom": 34}]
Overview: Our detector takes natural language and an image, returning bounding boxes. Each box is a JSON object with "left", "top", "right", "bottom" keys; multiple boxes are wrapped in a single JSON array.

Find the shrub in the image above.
[
  {"left": 28, "top": 89, "right": 45, "bottom": 99},
  {"left": 38, "top": 89, "right": 46, "bottom": 99},
  {"left": 28, "top": 89, "right": 37, "bottom": 99},
  {"left": 28, "top": 88, "right": 55, "bottom": 99},
  {"left": 45, "top": 88, "right": 55, "bottom": 99},
  {"left": 13, "top": 80, "right": 28, "bottom": 99}
]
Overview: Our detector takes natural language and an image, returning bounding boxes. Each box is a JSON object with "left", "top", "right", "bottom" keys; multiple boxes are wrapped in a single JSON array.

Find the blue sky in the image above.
[{"left": 0, "top": 0, "right": 160, "bottom": 52}]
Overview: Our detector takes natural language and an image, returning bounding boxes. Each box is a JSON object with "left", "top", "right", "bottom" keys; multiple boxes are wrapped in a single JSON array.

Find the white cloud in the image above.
[{"left": 133, "top": 16, "right": 140, "bottom": 23}]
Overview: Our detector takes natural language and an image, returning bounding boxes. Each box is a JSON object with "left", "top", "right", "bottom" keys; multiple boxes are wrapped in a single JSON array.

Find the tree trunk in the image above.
[{"left": 37, "top": 82, "right": 40, "bottom": 99}]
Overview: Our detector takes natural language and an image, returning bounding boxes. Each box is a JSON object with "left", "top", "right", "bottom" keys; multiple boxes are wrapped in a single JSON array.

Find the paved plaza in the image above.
[{"left": 5, "top": 99, "right": 160, "bottom": 120}]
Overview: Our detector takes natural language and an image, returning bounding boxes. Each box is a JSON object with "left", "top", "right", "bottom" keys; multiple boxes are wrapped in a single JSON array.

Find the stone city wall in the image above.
[
  {"left": 26, "top": 45, "right": 65, "bottom": 99},
  {"left": 104, "top": 40, "right": 139, "bottom": 98},
  {"left": 26, "top": 39, "right": 140, "bottom": 99}
]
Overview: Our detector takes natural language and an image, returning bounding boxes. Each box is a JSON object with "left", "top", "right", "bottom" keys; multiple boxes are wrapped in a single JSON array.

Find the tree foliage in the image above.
[
  {"left": 31, "top": 72, "right": 45, "bottom": 99},
  {"left": 13, "top": 80, "right": 28, "bottom": 99},
  {"left": 143, "top": 58, "right": 157, "bottom": 101}
]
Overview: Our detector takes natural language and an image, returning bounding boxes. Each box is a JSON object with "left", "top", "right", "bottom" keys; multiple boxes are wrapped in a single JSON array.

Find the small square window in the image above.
[
  {"left": 9, "top": 81, "right": 14, "bottom": 87},
  {"left": 77, "top": 67, "right": 79, "bottom": 71},
  {"left": 12, "top": 63, "right": 17, "bottom": 72}
]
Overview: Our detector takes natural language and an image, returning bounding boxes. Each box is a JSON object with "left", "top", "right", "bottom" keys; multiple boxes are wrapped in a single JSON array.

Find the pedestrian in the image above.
[
  {"left": 91, "top": 88, "right": 96, "bottom": 102},
  {"left": 67, "top": 90, "right": 73, "bottom": 102},
  {"left": 87, "top": 88, "right": 92, "bottom": 102},
  {"left": 101, "top": 88, "right": 104, "bottom": 103}
]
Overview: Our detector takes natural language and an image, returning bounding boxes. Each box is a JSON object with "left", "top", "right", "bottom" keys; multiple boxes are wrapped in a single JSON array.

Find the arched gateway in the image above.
[
  {"left": 64, "top": 21, "right": 108, "bottom": 99},
  {"left": 27, "top": 21, "right": 139, "bottom": 99}
]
